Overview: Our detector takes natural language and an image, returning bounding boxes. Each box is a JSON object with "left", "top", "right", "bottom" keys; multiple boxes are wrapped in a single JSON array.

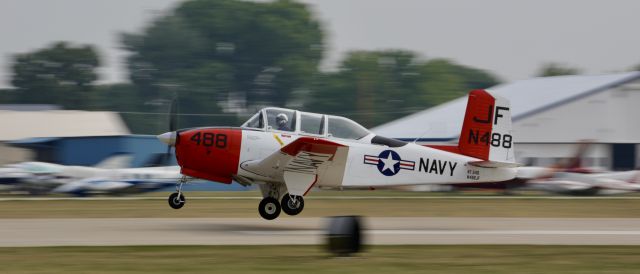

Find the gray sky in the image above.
[{"left": 1, "top": 0, "right": 639, "bottom": 88}]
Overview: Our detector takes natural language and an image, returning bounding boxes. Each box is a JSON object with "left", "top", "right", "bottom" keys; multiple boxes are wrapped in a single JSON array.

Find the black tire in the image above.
[
  {"left": 258, "top": 197, "right": 281, "bottom": 220},
  {"left": 281, "top": 194, "right": 304, "bottom": 216},
  {"left": 168, "top": 192, "right": 186, "bottom": 209}
]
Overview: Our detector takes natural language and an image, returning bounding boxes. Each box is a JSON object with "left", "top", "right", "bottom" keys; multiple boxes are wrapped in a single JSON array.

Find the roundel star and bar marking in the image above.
[{"left": 363, "top": 150, "right": 415, "bottom": 176}]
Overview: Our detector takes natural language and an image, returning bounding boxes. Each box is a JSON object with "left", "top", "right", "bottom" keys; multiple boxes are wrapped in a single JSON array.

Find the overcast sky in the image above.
[{"left": 1, "top": 0, "right": 639, "bottom": 88}]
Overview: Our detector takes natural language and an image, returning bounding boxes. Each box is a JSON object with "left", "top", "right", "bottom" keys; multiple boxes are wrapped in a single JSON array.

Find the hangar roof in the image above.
[
  {"left": 371, "top": 72, "right": 640, "bottom": 141},
  {"left": 0, "top": 110, "right": 130, "bottom": 141}
]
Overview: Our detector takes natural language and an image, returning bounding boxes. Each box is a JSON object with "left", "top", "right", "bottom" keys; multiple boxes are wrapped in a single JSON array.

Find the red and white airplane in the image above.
[{"left": 158, "top": 89, "right": 519, "bottom": 219}]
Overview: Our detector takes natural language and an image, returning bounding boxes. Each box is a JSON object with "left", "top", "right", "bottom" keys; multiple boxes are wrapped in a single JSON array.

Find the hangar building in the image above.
[
  {"left": 0, "top": 109, "right": 177, "bottom": 167},
  {"left": 0, "top": 109, "right": 132, "bottom": 165},
  {"left": 8, "top": 135, "right": 174, "bottom": 167},
  {"left": 372, "top": 72, "right": 640, "bottom": 170}
]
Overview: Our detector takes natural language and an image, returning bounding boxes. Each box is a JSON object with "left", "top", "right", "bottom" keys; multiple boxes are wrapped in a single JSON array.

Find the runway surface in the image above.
[
  {"left": 3, "top": 217, "right": 640, "bottom": 247},
  {"left": 3, "top": 196, "right": 640, "bottom": 201}
]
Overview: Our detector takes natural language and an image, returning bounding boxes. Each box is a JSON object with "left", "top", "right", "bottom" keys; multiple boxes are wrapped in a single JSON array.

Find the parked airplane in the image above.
[
  {"left": 50, "top": 165, "right": 181, "bottom": 196},
  {"left": 158, "top": 89, "right": 519, "bottom": 219},
  {"left": 0, "top": 155, "right": 181, "bottom": 195},
  {"left": 522, "top": 168, "right": 640, "bottom": 195},
  {"left": 445, "top": 141, "right": 640, "bottom": 195},
  {"left": 0, "top": 154, "right": 132, "bottom": 194}
]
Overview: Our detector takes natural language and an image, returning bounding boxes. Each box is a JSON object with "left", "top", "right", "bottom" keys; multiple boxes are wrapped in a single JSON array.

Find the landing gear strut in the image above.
[
  {"left": 168, "top": 176, "right": 187, "bottom": 209},
  {"left": 281, "top": 194, "right": 304, "bottom": 216}
]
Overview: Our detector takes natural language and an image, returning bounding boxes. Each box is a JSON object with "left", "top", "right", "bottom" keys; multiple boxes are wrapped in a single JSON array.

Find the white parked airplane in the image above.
[
  {"left": 50, "top": 165, "right": 181, "bottom": 196},
  {"left": 521, "top": 168, "right": 640, "bottom": 195},
  {"left": 447, "top": 142, "right": 640, "bottom": 196},
  {"left": 0, "top": 155, "right": 181, "bottom": 195},
  {"left": 158, "top": 89, "right": 520, "bottom": 219}
]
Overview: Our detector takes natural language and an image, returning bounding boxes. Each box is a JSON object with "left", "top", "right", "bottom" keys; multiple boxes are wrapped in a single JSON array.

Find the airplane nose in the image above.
[{"left": 157, "top": 131, "right": 177, "bottom": 146}]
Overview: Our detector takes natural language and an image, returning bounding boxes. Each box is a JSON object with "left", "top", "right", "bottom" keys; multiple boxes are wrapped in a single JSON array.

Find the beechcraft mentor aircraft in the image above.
[{"left": 158, "top": 89, "right": 519, "bottom": 220}]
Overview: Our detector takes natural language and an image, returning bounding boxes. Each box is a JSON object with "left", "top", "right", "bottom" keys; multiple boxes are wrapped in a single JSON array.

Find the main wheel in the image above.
[
  {"left": 258, "top": 197, "right": 281, "bottom": 220},
  {"left": 168, "top": 192, "right": 185, "bottom": 209},
  {"left": 281, "top": 194, "right": 304, "bottom": 216}
]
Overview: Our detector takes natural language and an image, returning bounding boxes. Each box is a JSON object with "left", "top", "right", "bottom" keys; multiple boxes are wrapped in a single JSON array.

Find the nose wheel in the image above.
[
  {"left": 281, "top": 194, "right": 304, "bottom": 216},
  {"left": 258, "top": 197, "right": 281, "bottom": 220},
  {"left": 168, "top": 192, "right": 185, "bottom": 209},
  {"left": 168, "top": 176, "right": 187, "bottom": 209}
]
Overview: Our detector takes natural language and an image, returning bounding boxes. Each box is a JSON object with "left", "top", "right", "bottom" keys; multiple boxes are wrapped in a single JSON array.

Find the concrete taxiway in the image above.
[{"left": 3, "top": 217, "right": 640, "bottom": 247}]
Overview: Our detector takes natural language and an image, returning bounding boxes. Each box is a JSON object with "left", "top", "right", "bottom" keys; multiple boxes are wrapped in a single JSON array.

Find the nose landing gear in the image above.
[
  {"left": 168, "top": 176, "right": 188, "bottom": 209},
  {"left": 168, "top": 192, "right": 185, "bottom": 209}
]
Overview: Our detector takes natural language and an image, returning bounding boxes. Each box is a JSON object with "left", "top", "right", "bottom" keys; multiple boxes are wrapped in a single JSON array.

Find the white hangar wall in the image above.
[
  {"left": 513, "top": 79, "right": 640, "bottom": 169},
  {"left": 514, "top": 78, "right": 640, "bottom": 143}
]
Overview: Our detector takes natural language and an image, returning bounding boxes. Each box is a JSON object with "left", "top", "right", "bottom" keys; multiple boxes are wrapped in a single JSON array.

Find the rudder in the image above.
[{"left": 458, "top": 89, "right": 516, "bottom": 166}]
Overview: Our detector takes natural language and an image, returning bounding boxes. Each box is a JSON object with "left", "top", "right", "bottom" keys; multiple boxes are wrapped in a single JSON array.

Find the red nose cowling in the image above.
[{"left": 175, "top": 128, "right": 242, "bottom": 184}]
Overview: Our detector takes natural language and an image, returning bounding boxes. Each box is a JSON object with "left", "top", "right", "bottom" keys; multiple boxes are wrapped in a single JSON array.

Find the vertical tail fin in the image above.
[
  {"left": 458, "top": 90, "right": 516, "bottom": 167},
  {"left": 563, "top": 140, "right": 592, "bottom": 170}
]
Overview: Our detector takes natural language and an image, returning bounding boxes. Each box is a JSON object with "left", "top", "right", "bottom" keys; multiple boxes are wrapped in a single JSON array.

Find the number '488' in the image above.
[{"left": 190, "top": 132, "right": 227, "bottom": 148}]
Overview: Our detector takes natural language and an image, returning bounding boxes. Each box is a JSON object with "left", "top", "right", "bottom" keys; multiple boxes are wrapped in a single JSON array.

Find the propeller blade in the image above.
[
  {"left": 165, "top": 142, "right": 172, "bottom": 157},
  {"left": 164, "top": 96, "right": 178, "bottom": 165},
  {"left": 169, "top": 96, "right": 178, "bottom": 132}
]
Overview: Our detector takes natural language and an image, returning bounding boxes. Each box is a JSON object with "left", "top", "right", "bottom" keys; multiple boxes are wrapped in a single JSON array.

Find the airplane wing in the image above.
[
  {"left": 54, "top": 178, "right": 178, "bottom": 195},
  {"left": 527, "top": 170, "right": 640, "bottom": 195},
  {"left": 52, "top": 178, "right": 134, "bottom": 195},
  {"left": 594, "top": 178, "right": 640, "bottom": 191},
  {"left": 240, "top": 137, "right": 348, "bottom": 196},
  {"left": 527, "top": 179, "right": 594, "bottom": 192}
]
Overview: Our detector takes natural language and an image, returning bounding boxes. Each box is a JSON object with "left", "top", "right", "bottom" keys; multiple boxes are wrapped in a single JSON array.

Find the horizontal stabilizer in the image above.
[{"left": 469, "top": 160, "right": 522, "bottom": 168}]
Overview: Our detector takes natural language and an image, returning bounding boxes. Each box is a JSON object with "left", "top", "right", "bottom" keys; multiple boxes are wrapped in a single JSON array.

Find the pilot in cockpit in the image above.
[{"left": 276, "top": 113, "right": 291, "bottom": 131}]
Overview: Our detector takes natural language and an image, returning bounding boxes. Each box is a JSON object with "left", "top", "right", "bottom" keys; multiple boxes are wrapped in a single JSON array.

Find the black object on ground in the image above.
[{"left": 325, "top": 215, "right": 364, "bottom": 256}]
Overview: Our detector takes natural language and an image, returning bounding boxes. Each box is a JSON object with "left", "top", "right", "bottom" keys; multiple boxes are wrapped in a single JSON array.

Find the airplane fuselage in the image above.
[
  {"left": 174, "top": 127, "right": 516, "bottom": 189},
  {"left": 162, "top": 90, "right": 520, "bottom": 219}
]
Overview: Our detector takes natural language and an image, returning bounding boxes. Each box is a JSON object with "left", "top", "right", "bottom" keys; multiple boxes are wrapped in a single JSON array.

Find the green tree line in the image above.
[{"left": 3, "top": 0, "right": 631, "bottom": 132}]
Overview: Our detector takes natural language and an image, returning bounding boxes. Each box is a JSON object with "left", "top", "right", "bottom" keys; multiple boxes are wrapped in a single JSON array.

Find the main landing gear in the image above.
[
  {"left": 168, "top": 176, "right": 187, "bottom": 209},
  {"left": 258, "top": 192, "right": 305, "bottom": 220},
  {"left": 258, "top": 197, "right": 281, "bottom": 220},
  {"left": 281, "top": 194, "right": 304, "bottom": 216}
]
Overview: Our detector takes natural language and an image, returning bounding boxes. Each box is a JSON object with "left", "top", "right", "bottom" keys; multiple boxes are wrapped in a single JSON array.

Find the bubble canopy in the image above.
[{"left": 241, "top": 107, "right": 371, "bottom": 140}]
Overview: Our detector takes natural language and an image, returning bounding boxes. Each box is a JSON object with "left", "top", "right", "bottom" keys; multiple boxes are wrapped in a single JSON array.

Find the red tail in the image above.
[
  {"left": 457, "top": 89, "right": 515, "bottom": 164},
  {"left": 458, "top": 90, "right": 496, "bottom": 160}
]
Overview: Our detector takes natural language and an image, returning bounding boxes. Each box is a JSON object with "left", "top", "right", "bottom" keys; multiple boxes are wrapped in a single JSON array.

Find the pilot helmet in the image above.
[{"left": 276, "top": 113, "right": 288, "bottom": 127}]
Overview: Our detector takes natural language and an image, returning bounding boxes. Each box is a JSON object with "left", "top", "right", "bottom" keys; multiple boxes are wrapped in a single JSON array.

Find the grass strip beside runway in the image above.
[
  {"left": 1, "top": 195, "right": 640, "bottom": 218},
  {"left": 1, "top": 245, "right": 640, "bottom": 273}
]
